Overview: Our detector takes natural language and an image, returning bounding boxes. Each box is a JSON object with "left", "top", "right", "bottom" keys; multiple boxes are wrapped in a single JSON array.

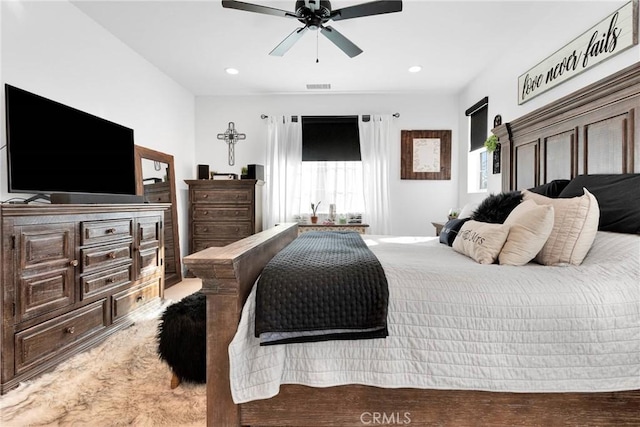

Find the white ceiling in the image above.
[{"left": 71, "top": 0, "right": 625, "bottom": 96}]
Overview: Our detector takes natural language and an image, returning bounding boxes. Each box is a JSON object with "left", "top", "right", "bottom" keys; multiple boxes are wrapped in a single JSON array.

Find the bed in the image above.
[{"left": 184, "top": 62, "right": 640, "bottom": 426}]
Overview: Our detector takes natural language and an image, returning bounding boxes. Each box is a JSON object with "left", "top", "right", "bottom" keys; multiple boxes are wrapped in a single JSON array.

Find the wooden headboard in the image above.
[{"left": 494, "top": 61, "right": 640, "bottom": 192}]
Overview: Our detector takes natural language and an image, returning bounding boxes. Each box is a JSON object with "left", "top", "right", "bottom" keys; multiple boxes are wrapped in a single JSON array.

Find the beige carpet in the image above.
[{"left": 0, "top": 303, "right": 206, "bottom": 427}]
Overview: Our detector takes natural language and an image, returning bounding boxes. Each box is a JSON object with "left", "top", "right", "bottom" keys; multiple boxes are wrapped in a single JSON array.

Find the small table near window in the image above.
[
  {"left": 298, "top": 224, "right": 369, "bottom": 235},
  {"left": 431, "top": 221, "right": 445, "bottom": 236}
]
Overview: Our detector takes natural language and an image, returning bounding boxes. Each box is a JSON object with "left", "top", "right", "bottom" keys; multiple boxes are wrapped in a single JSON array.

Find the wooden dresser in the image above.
[
  {"left": 0, "top": 204, "right": 166, "bottom": 394},
  {"left": 185, "top": 179, "right": 263, "bottom": 253}
]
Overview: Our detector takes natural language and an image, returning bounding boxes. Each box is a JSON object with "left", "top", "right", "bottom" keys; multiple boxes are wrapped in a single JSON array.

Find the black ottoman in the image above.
[{"left": 157, "top": 291, "right": 206, "bottom": 386}]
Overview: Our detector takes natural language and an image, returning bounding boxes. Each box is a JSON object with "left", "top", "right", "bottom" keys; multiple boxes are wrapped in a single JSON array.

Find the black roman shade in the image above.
[
  {"left": 302, "top": 116, "right": 361, "bottom": 161},
  {"left": 465, "top": 97, "right": 489, "bottom": 152}
]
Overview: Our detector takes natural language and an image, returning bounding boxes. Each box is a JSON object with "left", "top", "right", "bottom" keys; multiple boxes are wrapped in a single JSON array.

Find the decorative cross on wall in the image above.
[{"left": 217, "top": 122, "right": 246, "bottom": 166}]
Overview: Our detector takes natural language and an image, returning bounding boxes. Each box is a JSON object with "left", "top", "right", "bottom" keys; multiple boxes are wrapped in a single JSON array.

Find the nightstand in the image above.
[{"left": 431, "top": 221, "right": 445, "bottom": 236}]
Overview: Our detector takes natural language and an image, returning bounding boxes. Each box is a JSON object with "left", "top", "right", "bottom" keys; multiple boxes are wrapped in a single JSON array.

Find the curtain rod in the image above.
[{"left": 260, "top": 113, "right": 400, "bottom": 119}]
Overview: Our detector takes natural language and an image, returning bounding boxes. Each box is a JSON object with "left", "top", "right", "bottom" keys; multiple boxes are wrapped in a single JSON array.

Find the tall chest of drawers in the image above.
[
  {"left": 185, "top": 179, "right": 263, "bottom": 253},
  {"left": 0, "top": 204, "right": 166, "bottom": 394}
]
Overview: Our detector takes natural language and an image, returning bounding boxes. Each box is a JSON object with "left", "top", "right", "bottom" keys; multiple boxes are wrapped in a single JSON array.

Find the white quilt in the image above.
[{"left": 228, "top": 232, "right": 640, "bottom": 404}]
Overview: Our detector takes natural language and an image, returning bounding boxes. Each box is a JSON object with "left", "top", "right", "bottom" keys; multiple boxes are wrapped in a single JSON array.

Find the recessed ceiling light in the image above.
[
  {"left": 408, "top": 65, "right": 422, "bottom": 73},
  {"left": 225, "top": 68, "right": 239, "bottom": 75}
]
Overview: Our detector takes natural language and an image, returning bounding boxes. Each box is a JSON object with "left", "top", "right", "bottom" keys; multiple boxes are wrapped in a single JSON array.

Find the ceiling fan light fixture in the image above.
[
  {"left": 408, "top": 65, "right": 422, "bottom": 73},
  {"left": 225, "top": 67, "right": 239, "bottom": 75},
  {"left": 221, "top": 0, "right": 403, "bottom": 58}
]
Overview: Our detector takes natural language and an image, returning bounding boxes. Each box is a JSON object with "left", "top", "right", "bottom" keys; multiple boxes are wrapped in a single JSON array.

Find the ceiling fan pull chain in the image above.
[{"left": 316, "top": 30, "right": 319, "bottom": 63}]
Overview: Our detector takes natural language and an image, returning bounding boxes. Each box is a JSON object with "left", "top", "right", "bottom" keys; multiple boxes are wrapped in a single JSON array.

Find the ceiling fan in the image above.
[{"left": 221, "top": 0, "right": 403, "bottom": 58}]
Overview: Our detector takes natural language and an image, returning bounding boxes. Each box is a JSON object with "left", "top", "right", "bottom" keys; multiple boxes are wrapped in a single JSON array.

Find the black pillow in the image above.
[
  {"left": 471, "top": 191, "right": 523, "bottom": 224},
  {"left": 439, "top": 218, "right": 470, "bottom": 246},
  {"left": 558, "top": 174, "right": 640, "bottom": 234},
  {"left": 528, "top": 179, "right": 571, "bottom": 198}
]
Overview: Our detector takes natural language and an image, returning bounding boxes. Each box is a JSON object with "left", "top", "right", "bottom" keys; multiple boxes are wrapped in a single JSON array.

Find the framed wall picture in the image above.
[{"left": 401, "top": 130, "right": 451, "bottom": 180}]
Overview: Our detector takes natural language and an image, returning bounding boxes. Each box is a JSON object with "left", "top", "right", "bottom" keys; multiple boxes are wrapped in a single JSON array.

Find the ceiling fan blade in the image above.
[
  {"left": 270, "top": 27, "right": 309, "bottom": 56},
  {"left": 320, "top": 26, "right": 363, "bottom": 58},
  {"left": 221, "top": 0, "right": 297, "bottom": 18},
  {"left": 331, "top": 0, "right": 402, "bottom": 21}
]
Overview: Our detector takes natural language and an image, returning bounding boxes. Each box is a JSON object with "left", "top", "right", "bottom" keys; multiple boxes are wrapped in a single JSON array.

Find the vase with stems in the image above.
[{"left": 310, "top": 201, "right": 321, "bottom": 224}]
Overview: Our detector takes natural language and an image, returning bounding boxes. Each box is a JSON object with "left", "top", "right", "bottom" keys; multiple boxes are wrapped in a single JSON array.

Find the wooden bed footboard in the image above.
[{"left": 183, "top": 222, "right": 299, "bottom": 425}]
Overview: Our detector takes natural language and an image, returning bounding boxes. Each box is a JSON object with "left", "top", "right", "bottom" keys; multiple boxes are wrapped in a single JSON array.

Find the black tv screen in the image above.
[{"left": 5, "top": 84, "right": 136, "bottom": 196}]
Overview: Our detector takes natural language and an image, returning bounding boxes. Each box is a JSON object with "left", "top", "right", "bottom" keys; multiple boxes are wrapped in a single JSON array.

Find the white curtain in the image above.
[
  {"left": 299, "top": 161, "right": 365, "bottom": 215},
  {"left": 264, "top": 115, "right": 302, "bottom": 229},
  {"left": 359, "top": 115, "right": 392, "bottom": 235}
]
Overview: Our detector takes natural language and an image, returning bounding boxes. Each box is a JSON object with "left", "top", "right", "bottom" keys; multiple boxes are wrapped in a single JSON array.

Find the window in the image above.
[
  {"left": 465, "top": 97, "right": 489, "bottom": 192},
  {"left": 300, "top": 116, "right": 365, "bottom": 214},
  {"left": 479, "top": 151, "right": 488, "bottom": 190}
]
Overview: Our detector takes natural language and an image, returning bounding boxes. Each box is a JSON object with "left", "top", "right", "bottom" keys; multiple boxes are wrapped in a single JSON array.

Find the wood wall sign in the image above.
[
  {"left": 518, "top": 0, "right": 638, "bottom": 105},
  {"left": 401, "top": 130, "right": 451, "bottom": 180}
]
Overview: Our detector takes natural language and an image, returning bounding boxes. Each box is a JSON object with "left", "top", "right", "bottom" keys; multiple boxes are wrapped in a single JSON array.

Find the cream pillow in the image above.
[
  {"left": 522, "top": 188, "right": 599, "bottom": 266},
  {"left": 452, "top": 220, "right": 510, "bottom": 264},
  {"left": 499, "top": 199, "right": 554, "bottom": 266}
]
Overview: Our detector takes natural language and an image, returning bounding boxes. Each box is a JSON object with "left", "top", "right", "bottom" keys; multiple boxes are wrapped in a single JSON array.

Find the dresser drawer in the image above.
[
  {"left": 112, "top": 280, "right": 160, "bottom": 321},
  {"left": 15, "top": 300, "right": 107, "bottom": 375},
  {"left": 138, "top": 247, "right": 161, "bottom": 278},
  {"left": 192, "top": 206, "right": 252, "bottom": 221},
  {"left": 81, "top": 265, "right": 133, "bottom": 300},
  {"left": 81, "top": 219, "right": 133, "bottom": 246},
  {"left": 193, "top": 222, "right": 252, "bottom": 238},
  {"left": 192, "top": 189, "right": 252, "bottom": 204},
  {"left": 19, "top": 267, "right": 75, "bottom": 323},
  {"left": 81, "top": 243, "right": 132, "bottom": 274},
  {"left": 145, "top": 191, "right": 171, "bottom": 204}
]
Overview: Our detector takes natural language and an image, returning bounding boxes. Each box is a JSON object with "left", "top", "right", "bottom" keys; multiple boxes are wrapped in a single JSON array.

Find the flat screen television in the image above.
[{"left": 4, "top": 84, "right": 137, "bottom": 201}]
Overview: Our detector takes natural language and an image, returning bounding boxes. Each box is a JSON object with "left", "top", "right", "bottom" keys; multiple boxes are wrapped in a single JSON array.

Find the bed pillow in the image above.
[
  {"left": 527, "top": 179, "right": 571, "bottom": 198},
  {"left": 557, "top": 174, "right": 640, "bottom": 234},
  {"left": 439, "top": 218, "right": 470, "bottom": 246},
  {"left": 522, "top": 188, "right": 599, "bottom": 266},
  {"left": 452, "top": 220, "right": 510, "bottom": 264},
  {"left": 458, "top": 202, "right": 479, "bottom": 219},
  {"left": 471, "top": 191, "right": 523, "bottom": 224},
  {"left": 498, "top": 199, "right": 554, "bottom": 266}
]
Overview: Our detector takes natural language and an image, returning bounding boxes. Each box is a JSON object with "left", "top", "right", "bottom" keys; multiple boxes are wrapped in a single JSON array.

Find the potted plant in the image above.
[
  {"left": 484, "top": 134, "right": 499, "bottom": 152},
  {"left": 310, "top": 201, "right": 321, "bottom": 224},
  {"left": 240, "top": 166, "right": 249, "bottom": 180}
]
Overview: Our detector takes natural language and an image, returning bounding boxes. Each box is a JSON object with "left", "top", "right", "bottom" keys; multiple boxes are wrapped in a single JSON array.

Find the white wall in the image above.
[
  {"left": 196, "top": 93, "right": 459, "bottom": 236},
  {"left": 1, "top": 0, "right": 196, "bottom": 266},
  {"left": 458, "top": 1, "right": 640, "bottom": 206}
]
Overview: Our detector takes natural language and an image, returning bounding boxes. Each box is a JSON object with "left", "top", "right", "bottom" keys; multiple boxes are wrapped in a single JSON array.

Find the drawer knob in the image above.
[
  {"left": 234, "top": 211, "right": 239, "bottom": 216},
  {"left": 69, "top": 259, "right": 79, "bottom": 267},
  {"left": 203, "top": 227, "right": 208, "bottom": 232},
  {"left": 136, "top": 295, "right": 145, "bottom": 303},
  {"left": 106, "top": 228, "right": 116, "bottom": 234},
  {"left": 203, "top": 211, "right": 208, "bottom": 215},
  {"left": 203, "top": 194, "right": 208, "bottom": 198},
  {"left": 108, "top": 252, "right": 117, "bottom": 259},
  {"left": 65, "top": 326, "right": 75, "bottom": 334},
  {"left": 106, "top": 278, "right": 115, "bottom": 284}
]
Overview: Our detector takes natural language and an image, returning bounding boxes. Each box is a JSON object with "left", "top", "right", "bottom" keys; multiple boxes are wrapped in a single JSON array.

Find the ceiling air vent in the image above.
[{"left": 306, "top": 83, "right": 331, "bottom": 90}]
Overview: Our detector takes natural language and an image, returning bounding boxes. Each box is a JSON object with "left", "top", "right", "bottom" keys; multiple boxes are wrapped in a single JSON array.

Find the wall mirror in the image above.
[{"left": 134, "top": 145, "right": 182, "bottom": 287}]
